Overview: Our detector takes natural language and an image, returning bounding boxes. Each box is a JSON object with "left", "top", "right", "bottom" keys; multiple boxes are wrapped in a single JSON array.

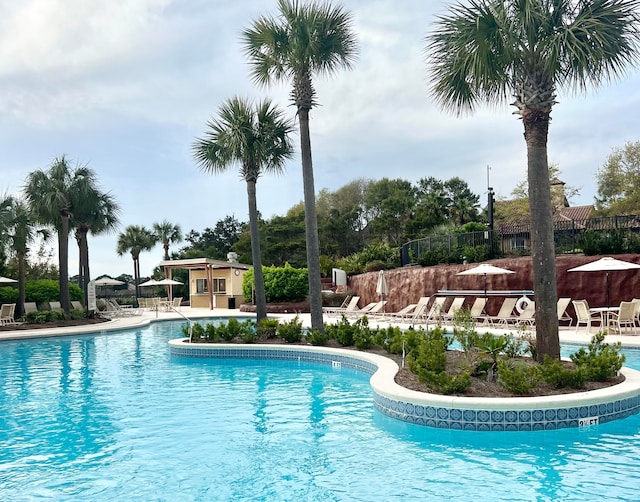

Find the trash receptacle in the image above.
[{"left": 227, "top": 297, "right": 236, "bottom": 309}]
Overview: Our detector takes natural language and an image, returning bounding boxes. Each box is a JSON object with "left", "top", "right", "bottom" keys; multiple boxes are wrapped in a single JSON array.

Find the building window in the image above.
[
  {"left": 212, "top": 278, "right": 226, "bottom": 293},
  {"left": 510, "top": 236, "right": 526, "bottom": 250},
  {"left": 195, "top": 278, "right": 208, "bottom": 294}
]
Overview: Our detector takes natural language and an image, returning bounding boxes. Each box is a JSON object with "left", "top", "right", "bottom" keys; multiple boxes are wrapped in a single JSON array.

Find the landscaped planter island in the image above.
[{"left": 168, "top": 340, "right": 640, "bottom": 432}]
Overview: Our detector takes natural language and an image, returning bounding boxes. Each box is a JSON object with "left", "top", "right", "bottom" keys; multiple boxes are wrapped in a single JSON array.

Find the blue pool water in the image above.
[{"left": 1, "top": 321, "right": 640, "bottom": 501}]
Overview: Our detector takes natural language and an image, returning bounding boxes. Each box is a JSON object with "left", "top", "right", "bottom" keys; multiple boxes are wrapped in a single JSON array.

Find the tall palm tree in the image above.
[
  {"left": 242, "top": 0, "right": 358, "bottom": 332},
  {"left": 152, "top": 220, "right": 183, "bottom": 261},
  {"left": 116, "top": 225, "right": 156, "bottom": 300},
  {"left": 24, "top": 156, "right": 91, "bottom": 319},
  {"left": 193, "top": 97, "right": 294, "bottom": 322},
  {"left": 73, "top": 188, "right": 120, "bottom": 307},
  {"left": 426, "top": 0, "right": 640, "bottom": 361}
]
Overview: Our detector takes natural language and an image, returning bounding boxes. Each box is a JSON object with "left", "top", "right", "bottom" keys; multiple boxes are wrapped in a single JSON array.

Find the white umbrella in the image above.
[
  {"left": 568, "top": 256, "right": 640, "bottom": 307},
  {"left": 0, "top": 276, "right": 18, "bottom": 284},
  {"left": 94, "top": 277, "right": 125, "bottom": 286},
  {"left": 376, "top": 270, "right": 388, "bottom": 315},
  {"left": 139, "top": 279, "right": 160, "bottom": 287},
  {"left": 154, "top": 278, "right": 183, "bottom": 286},
  {"left": 456, "top": 264, "right": 515, "bottom": 303}
]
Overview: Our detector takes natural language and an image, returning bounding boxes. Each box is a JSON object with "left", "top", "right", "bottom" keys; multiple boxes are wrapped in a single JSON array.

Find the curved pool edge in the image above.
[{"left": 168, "top": 338, "right": 640, "bottom": 432}]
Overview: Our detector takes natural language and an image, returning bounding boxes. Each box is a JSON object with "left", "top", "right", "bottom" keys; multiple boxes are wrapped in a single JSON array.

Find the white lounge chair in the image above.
[
  {"left": 486, "top": 298, "right": 518, "bottom": 327},
  {"left": 424, "top": 297, "right": 447, "bottom": 324},
  {"left": 324, "top": 296, "right": 360, "bottom": 316},
  {"left": 557, "top": 297, "right": 573, "bottom": 326},
  {"left": 441, "top": 297, "right": 466, "bottom": 324},
  {"left": 0, "top": 303, "right": 17, "bottom": 326}
]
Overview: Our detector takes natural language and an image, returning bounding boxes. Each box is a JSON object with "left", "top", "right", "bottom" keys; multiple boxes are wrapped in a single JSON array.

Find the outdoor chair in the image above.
[
  {"left": 486, "top": 298, "right": 518, "bottom": 327},
  {"left": 0, "top": 303, "right": 17, "bottom": 326},
  {"left": 441, "top": 297, "right": 466, "bottom": 324},
  {"left": 324, "top": 296, "right": 360, "bottom": 316},
  {"left": 71, "top": 300, "right": 84, "bottom": 311},
  {"left": 387, "top": 299, "right": 430, "bottom": 323},
  {"left": 572, "top": 300, "right": 600, "bottom": 333},
  {"left": 23, "top": 302, "right": 38, "bottom": 315},
  {"left": 469, "top": 297, "right": 487, "bottom": 325},
  {"left": 556, "top": 297, "right": 573, "bottom": 326},
  {"left": 608, "top": 301, "right": 637, "bottom": 335},
  {"left": 633, "top": 299, "right": 640, "bottom": 328},
  {"left": 348, "top": 301, "right": 386, "bottom": 318},
  {"left": 403, "top": 296, "right": 431, "bottom": 325},
  {"left": 172, "top": 297, "right": 183, "bottom": 311},
  {"left": 507, "top": 301, "right": 536, "bottom": 327},
  {"left": 49, "top": 301, "right": 62, "bottom": 310},
  {"left": 424, "top": 297, "right": 447, "bottom": 325}
]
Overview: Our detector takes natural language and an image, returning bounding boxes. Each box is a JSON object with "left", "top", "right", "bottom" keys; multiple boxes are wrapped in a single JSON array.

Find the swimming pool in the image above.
[{"left": 1, "top": 320, "right": 640, "bottom": 500}]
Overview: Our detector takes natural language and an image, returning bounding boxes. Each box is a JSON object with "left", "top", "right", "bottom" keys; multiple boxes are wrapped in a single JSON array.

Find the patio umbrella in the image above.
[
  {"left": 567, "top": 256, "right": 640, "bottom": 307},
  {"left": 139, "top": 279, "right": 160, "bottom": 287},
  {"left": 0, "top": 276, "right": 18, "bottom": 284},
  {"left": 376, "top": 270, "right": 388, "bottom": 315},
  {"left": 94, "top": 277, "right": 125, "bottom": 298},
  {"left": 456, "top": 264, "right": 515, "bottom": 305}
]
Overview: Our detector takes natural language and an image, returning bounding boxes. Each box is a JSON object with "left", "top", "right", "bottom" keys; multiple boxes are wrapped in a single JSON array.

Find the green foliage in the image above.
[
  {"left": 570, "top": 332, "right": 625, "bottom": 381},
  {"left": 242, "top": 264, "right": 308, "bottom": 303},
  {"left": 497, "top": 360, "right": 541, "bottom": 395},
  {"left": 326, "top": 315, "right": 357, "bottom": 346},
  {"left": 417, "top": 370, "right": 472, "bottom": 395},
  {"left": 540, "top": 356, "right": 587, "bottom": 389},
  {"left": 577, "top": 229, "right": 640, "bottom": 255},
  {"left": 257, "top": 318, "right": 279, "bottom": 339},
  {"left": 22, "top": 279, "right": 83, "bottom": 304},
  {"left": 0, "top": 286, "right": 18, "bottom": 303},
  {"left": 277, "top": 315, "right": 303, "bottom": 343},
  {"left": 407, "top": 326, "right": 451, "bottom": 375},
  {"left": 373, "top": 325, "right": 404, "bottom": 353},
  {"left": 307, "top": 328, "right": 330, "bottom": 346},
  {"left": 503, "top": 336, "right": 526, "bottom": 358},
  {"left": 477, "top": 333, "right": 508, "bottom": 370},
  {"left": 335, "top": 242, "right": 400, "bottom": 275},
  {"left": 353, "top": 316, "right": 373, "bottom": 350},
  {"left": 24, "top": 309, "right": 65, "bottom": 324}
]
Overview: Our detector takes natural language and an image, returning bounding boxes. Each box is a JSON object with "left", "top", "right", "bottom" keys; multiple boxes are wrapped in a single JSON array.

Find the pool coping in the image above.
[{"left": 168, "top": 339, "right": 640, "bottom": 432}]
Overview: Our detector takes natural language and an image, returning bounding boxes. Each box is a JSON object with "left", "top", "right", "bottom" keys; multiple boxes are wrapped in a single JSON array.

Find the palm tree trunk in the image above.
[
  {"left": 523, "top": 111, "right": 560, "bottom": 361},
  {"left": 297, "top": 108, "right": 324, "bottom": 333},
  {"left": 59, "top": 215, "right": 71, "bottom": 319},
  {"left": 247, "top": 180, "right": 267, "bottom": 321},
  {"left": 133, "top": 255, "right": 141, "bottom": 299},
  {"left": 78, "top": 230, "right": 90, "bottom": 307},
  {"left": 17, "top": 251, "right": 26, "bottom": 319}
]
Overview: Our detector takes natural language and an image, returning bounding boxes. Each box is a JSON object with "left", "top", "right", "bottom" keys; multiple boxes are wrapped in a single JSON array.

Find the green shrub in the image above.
[
  {"left": 257, "top": 318, "right": 279, "bottom": 339},
  {"left": 353, "top": 316, "right": 373, "bottom": 350},
  {"left": 329, "top": 315, "right": 357, "bottom": 346},
  {"left": 307, "top": 328, "right": 330, "bottom": 346},
  {"left": 0, "top": 286, "right": 18, "bottom": 303},
  {"left": 414, "top": 370, "right": 472, "bottom": 395},
  {"left": 24, "top": 279, "right": 83, "bottom": 304},
  {"left": 242, "top": 264, "right": 308, "bottom": 303},
  {"left": 497, "top": 360, "right": 540, "bottom": 395},
  {"left": 541, "top": 356, "right": 587, "bottom": 389},
  {"left": 24, "top": 309, "right": 64, "bottom": 324},
  {"left": 187, "top": 322, "right": 205, "bottom": 341},
  {"left": 570, "top": 332, "right": 625, "bottom": 381},
  {"left": 407, "top": 326, "right": 450, "bottom": 374},
  {"left": 278, "top": 315, "right": 303, "bottom": 343}
]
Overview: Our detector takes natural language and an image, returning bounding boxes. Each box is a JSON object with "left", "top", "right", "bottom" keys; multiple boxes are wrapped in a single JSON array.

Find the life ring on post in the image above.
[{"left": 515, "top": 296, "right": 531, "bottom": 314}]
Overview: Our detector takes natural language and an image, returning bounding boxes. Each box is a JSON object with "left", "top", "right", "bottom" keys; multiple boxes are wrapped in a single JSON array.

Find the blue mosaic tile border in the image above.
[
  {"left": 169, "top": 343, "right": 640, "bottom": 432},
  {"left": 170, "top": 345, "right": 377, "bottom": 375}
]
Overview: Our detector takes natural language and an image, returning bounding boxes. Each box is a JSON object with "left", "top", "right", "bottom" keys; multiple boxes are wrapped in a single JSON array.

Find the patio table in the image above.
[{"left": 589, "top": 306, "right": 620, "bottom": 328}]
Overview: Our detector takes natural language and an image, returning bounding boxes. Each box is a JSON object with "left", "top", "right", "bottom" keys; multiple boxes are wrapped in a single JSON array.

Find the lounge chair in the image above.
[
  {"left": 0, "top": 303, "right": 18, "bottom": 326},
  {"left": 346, "top": 301, "right": 382, "bottom": 318},
  {"left": 633, "top": 299, "right": 640, "bottom": 328},
  {"left": 324, "top": 296, "right": 360, "bottom": 316},
  {"left": 557, "top": 297, "right": 573, "bottom": 326},
  {"left": 424, "top": 297, "right": 447, "bottom": 324},
  {"left": 385, "top": 301, "right": 421, "bottom": 323},
  {"left": 71, "top": 300, "right": 84, "bottom": 311},
  {"left": 572, "top": 300, "right": 600, "bottom": 333},
  {"left": 508, "top": 301, "right": 536, "bottom": 327},
  {"left": 24, "top": 302, "right": 38, "bottom": 314},
  {"left": 608, "top": 301, "right": 637, "bottom": 335},
  {"left": 49, "top": 301, "right": 62, "bottom": 310},
  {"left": 469, "top": 297, "right": 487, "bottom": 324},
  {"left": 486, "top": 298, "right": 518, "bottom": 327},
  {"left": 441, "top": 297, "right": 466, "bottom": 324},
  {"left": 172, "top": 297, "right": 183, "bottom": 311}
]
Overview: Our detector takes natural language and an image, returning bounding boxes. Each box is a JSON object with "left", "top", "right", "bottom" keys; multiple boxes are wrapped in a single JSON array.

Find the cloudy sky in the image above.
[{"left": 2, "top": 0, "right": 639, "bottom": 280}]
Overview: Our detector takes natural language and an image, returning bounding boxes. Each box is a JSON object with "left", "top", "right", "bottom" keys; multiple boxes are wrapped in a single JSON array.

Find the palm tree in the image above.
[
  {"left": 116, "top": 225, "right": 156, "bottom": 300},
  {"left": 24, "top": 156, "right": 91, "bottom": 319},
  {"left": 152, "top": 220, "right": 183, "bottom": 261},
  {"left": 242, "top": 0, "right": 358, "bottom": 332},
  {"left": 426, "top": 0, "right": 640, "bottom": 361},
  {"left": 73, "top": 188, "right": 120, "bottom": 307},
  {"left": 193, "top": 97, "right": 294, "bottom": 322},
  {"left": 4, "top": 197, "right": 47, "bottom": 318}
]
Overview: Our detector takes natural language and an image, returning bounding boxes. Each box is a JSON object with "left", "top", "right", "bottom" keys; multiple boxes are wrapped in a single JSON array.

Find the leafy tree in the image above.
[
  {"left": 242, "top": 0, "right": 358, "bottom": 332},
  {"left": 193, "top": 97, "right": 294, "bottom": 322},
  {"left": 595, "top": 140, "right": 640, "bottom": 215},
  {"left": 24, "top": 156, "right": 93, "bottom": 318},
  {"left": 445, "top": 177, "right": 480, "bottom": 225},
  {"left": 409, "top": 177, "right": 451, "bottom": 236},
  {"left": 182, "top": 216, "right": 244, "bottom": 260},
  {"left": 364, "top": 178, "right": 416, "bottom": 246},
  {"left": 116, "top": 225, "right": 156, "bottom": 299},
  {"left": 153, "top": 220, "right": 183, "bottom": 261},
  {"left": 426, "top": 0, "right": 640, "bottom": 361}
]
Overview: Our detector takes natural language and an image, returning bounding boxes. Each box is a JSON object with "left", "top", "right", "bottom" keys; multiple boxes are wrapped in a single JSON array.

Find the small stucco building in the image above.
[{"left": 159, "top": 257, "right": 251, "bottom": 309}]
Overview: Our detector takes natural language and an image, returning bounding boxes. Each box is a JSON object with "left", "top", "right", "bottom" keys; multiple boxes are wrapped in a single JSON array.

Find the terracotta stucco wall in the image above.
[{"left": 348, "top": 254, "right": 640, "bottom": 318}]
